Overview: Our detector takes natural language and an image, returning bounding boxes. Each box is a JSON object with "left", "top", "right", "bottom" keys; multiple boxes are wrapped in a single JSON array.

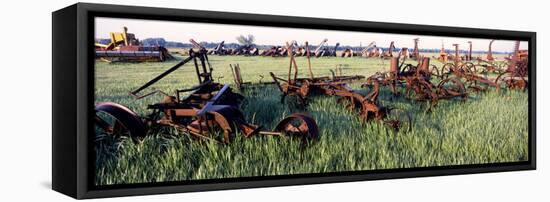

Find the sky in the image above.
[{"left": 96, "top": 17, "right": 528, "bottom": 53}]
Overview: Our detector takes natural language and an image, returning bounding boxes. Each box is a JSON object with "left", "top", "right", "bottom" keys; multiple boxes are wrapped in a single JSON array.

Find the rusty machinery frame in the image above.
[
  {"left": 367, "top": 40, "right": 528, "bottom": 111},
  {"left": 266, "top": 40, "right": 411, "bottom": 131},
  {"left": 364, "top": 56, "right": 468, "bottom": 109},
  {"left": 436, "top": 41, "right": 528, "bottom": 91},
  {"left": 94, "top": 39, "right": 319, "bottom": 145}
]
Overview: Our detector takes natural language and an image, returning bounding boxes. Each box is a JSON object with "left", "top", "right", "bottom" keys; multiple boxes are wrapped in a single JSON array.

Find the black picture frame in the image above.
[{"left": 52, "top": 3, "right": 536, "bottom": 199}]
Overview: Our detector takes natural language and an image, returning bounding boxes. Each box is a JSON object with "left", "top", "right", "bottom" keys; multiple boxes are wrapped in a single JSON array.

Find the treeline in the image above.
[{"left": 95, "top": 38, "right": 511, "bottom": 54}]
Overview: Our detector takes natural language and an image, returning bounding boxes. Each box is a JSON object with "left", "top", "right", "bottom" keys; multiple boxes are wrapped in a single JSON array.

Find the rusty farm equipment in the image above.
[
  {"left": 487, "top": 40, "right": 496, "bottom": 61},
  {"left": 498, "top": 62, "right": 528, "bottom": 90},
  {"left": 381, "top": 41, "right": 396, "bottom": 59},
  {"left": 435, "top": 41, "right": 528, "bottom": 91},
  {"left": 95, "top": 26, "right": 172, "bottom": 62},
  {"left": 364, "top": 57, "right": 468, "bottom": 108},
  {"left": 398, "top": 47, "right": 410, "bottom": 59},
  {"left": 340, "top": 48, "right": 355, "bottom": 57},
  {"left": 448, "top": 44, "right": 460, "bottom": 64},
  {"left": 360, "top": 41, "right": 380, "bottom": 58},
  {"left": 260, "top": 46, "right": 288, "bottom": 57},
  {"left": 466, "top": 41, "right": 473, "bottom": 61},
  {"left": 268, "top": 41, "right": 411, "bottom": 131},
  {"left": 410, "top": 38, "right": 420, "bottom": 60},
  {"left": 436, "top": 62, "right": 500, "bottom": 92},
  {"left": 207, "top": 41, "right": 229, "bottom": 55},
  {"left": 228, "top": 63, "right": 278, "bottom": 91},
  {"left": 232, "top": 45, "right": 259, "bottom": 56},
  {"left": 437, "top": 41, "right": 449, "bottom": 62},
  {"left": 314, "top": 39, "right": 339, "bottom": 57},
  {"left": 95, "top": 39, "right": 319, "bottom": 145},
  {"left": 499, "top": 41, "right": 529, "bottom": 90},
  {"left": 230, "top": 63, "right": 247, "bottom": 90},
  {"left": 228, "top": 63, "right": 275, "bottom": 90}
]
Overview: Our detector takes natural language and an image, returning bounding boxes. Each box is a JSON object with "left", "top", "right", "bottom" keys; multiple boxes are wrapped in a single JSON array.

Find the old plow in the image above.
[{"left": 95, "top": 39, "right": 319, "bottom": 145}]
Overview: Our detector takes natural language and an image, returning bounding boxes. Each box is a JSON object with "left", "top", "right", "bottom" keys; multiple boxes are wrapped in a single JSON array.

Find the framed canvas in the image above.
[{"left": 52, "top": 3, "right": 536, "bottom": 199}]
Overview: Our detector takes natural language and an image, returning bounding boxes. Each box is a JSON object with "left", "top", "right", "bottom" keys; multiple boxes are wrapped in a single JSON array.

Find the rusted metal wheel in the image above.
[
  {"left": 430, "top": 65, "right": 441, "bottom": 79},
  {"left": 384, "top": 108, "right": 412, "bottom": 132},
  {"left": 494, "top": 71, "right": 528, "bottom": 91},
  {"left": 464, "top": 62, "right": 486, "bottom": 74},
  {"left": 405, "top": 78, "right": 436, "bottom": 101},
  {"left": 275, "top": 113, "right": 320, "bottom": 142},
  {"left": 460, "top": 62, "right": 476, "bottom": 74},
  {"left": 497, "top": 61, "right": 508, "bottom": 73},
  {"left": 441, "top": 63, "right": 455, "bottom": 78},
  {"left": 400, "top": 64, "right": 416, "bottom": 74},
  {"left": 437, "top": 78, "right": 467, "bottom": 100},
  {"left": 95, "top": 102, "right": 147, "bottom": 140}
]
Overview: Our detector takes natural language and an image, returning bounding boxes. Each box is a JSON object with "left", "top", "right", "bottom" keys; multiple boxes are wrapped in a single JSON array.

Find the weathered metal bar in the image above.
[
  {"left": 285, "top": 41, "right": 299, "bottom": 84},
  {"left": 420, "top": 57, "right": 430, "bottom": 72},
  {"left": 189, "top": 39, "right": 203, "bottom": 49},
  {"left": 467, "top": 41, "right": 473, "bottom": 61},
  {"left": 387, "top": 41, "right": 395, "bottom": 57},
  {"left": 198, "top": 53, "right": 210, "bottom": 81},
  {"left": 412, "top": 38, "right": 419, "bottom": 59},
  {"left": 453, "top": 43, "right": 459, "bottom": 66},
  {"left": 487, "top": 40, "right": 495, "bottom": 61},
  {"left": 130, "top": 54, "right": 195, "bottom": 96},
  {"left": 508, "top": 41, "right": 521, "bottom": 73},
  {"left": 305, "top": 41, "right": 314, "bottom": 79},
  {"left": 390, "top": 57, "right": 399, "bottom": 73},
  {"left": 192, "top": 50, "right": 202, "bottom": 84},
  {"left": 333, "top": 43, "right": 340, "bottom": 57},
  {"left": 314, "top": 38, "right": 328, "bottom": 56}
]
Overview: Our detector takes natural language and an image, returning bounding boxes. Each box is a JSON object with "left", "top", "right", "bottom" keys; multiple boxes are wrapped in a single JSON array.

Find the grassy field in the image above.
[{"left": 94, "top": 54, "right": 528, "bottom": 185}]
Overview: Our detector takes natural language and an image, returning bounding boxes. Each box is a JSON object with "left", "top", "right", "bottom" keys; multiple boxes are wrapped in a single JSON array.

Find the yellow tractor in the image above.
[{"left": 95, "top": 27, "right": 172, "bottom": 62}]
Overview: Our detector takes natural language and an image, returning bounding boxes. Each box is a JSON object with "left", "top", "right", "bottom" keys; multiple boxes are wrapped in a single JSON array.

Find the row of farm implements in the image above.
[
  {"left": 217, "top": 39, "right": 527, "bottom": 135},
  {"left": 436, "top": 41, "right": 528, "bottom": 91},
  {"left": 95, "top": 39, "right": 319, "bottom": 147},
  {"left": 361, "top": 40, "right": 528, "bottom": 112},
  {"left": 95, "top": 36, "right": 528, "bottom": 148},
  {"left": 266, "top": 41, "right": 412, "bottom": 132},
  {"left": 208, "top": 38, "right": 406, "bottom": 58}
]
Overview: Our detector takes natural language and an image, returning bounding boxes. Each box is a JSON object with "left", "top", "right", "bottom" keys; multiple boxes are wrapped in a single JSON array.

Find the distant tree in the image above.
[
  {"left": 236, "top": 34, "right": 255, "bottom": 47},
  {"left": 164, "top": 41, "right": 186, "bottom": 48},
  {"left": 141, "top": 38, "right": 166, "bottom": 46},
  {"left": 95, "top": 38, "right": 111, "bottom": 45}
]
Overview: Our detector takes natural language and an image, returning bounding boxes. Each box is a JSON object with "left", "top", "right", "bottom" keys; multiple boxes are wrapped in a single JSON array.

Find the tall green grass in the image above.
[{"left": 94, "top": 55, "right": 528, "bottom": 185}]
